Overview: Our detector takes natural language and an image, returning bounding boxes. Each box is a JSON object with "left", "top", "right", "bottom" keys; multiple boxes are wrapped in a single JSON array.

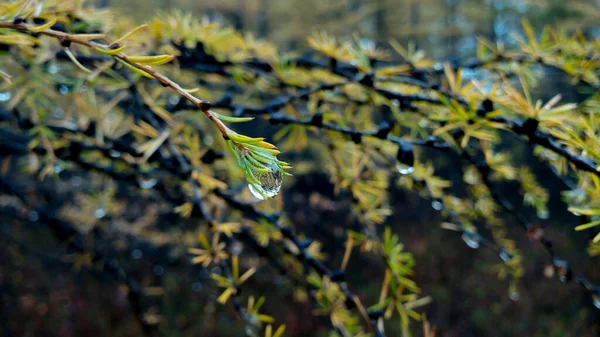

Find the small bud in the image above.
[
  {"left": 396, "top": 143, "right": 415, "bottom": 175},
  {"left": 412, "top": 69, "right": 428, "bottom": 81},
  {"left": 279, "top": 226, "right": 293, "bottom": 238},
  {"left": 477, "top": 98, "right": 494, "bottom": 117},
  {"left": 482, "top": 98, "right": 494, "bottom": 112},
  {"left": 200, "top": 101, "right": 212, "bottom": 111},
  {"left": 310, "top": 112, "right": 323, "bottom": 126},
  {"left": 522, "top": 118, "right": 539, "bottom": 136},
  {"left": 396, "top": 143, "right": 414, "bottom": 167},
  {"left": 327, "top": 57, "right": 337, "bottom": 71},
  {"left": 359, "top": 74, "right": 374, "bottom": 87},
  {"left": 344, "top": 296, "right": 356, "bottom": 309}
]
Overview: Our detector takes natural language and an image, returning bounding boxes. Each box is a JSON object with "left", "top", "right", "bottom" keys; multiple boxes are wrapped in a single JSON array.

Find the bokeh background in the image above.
[{"left": 2, "top": 1, "right": 600, "bottom": 336}]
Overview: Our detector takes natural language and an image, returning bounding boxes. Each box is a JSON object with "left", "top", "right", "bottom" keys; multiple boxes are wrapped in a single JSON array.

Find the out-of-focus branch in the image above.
[{"left": 0, "top": 177, "right": 162, "bottom": 337}]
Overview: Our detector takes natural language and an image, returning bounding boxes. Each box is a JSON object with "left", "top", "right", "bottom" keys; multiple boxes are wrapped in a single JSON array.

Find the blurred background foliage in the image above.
[
  {"left": 109, "top": 0, "right": 600, "bottom": 58},
  {"left": 1, "top": 1, "right": 600, "bottom": 337}
]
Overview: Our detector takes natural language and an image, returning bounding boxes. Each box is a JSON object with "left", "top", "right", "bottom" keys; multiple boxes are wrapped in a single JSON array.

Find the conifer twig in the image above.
[{"left": 0, "top": 20, "right": 229, "bottom": 136}]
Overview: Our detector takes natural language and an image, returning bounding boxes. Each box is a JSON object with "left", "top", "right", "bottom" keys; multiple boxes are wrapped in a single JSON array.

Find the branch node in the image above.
[
  {"left": 522, "top": 118, "right": 539, "bottom": 136},
  {"left": 375, "top": 122, "right": 392, "bottom": 139},
  {"left": 396, "top": 143, "right": 414, "bottom": 167},
  {"left": 60, "top": 39, "right": 71, "bottom": 48},
  {"left": 330, "top": 270, "right": 345, "bottom": 282},
  {"left": 310, "top": 112, "right": 323, "bottom": 127},
  {"left": 200, "top": 101, "right": 212, "bottom": 112}
]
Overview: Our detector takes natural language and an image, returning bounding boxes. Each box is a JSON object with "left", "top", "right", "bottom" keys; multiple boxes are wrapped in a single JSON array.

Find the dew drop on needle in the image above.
[
  {"left": 499, "top": 249, "right": 511, "bottom": 262},
  {"left": 537, "top": 208, "right": 549, "bottom": 219},
  {"left": 462, "top": 232, "right": 480, "bottom": 249},
  {"left": 431, "top": 200, "right": 443, "bottom": 211},
  {"left": 248, "top": 165, "right": 282, "bottom": 200},
  {"left": 396, "top": 162, "right": 414, "bottom": 175},
  {"left": 593, "top": 294, "right": 600, "bottom": 310}
]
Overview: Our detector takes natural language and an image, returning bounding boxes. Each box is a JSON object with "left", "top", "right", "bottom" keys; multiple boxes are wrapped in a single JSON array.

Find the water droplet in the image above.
[
  {"left": 431, "top": 200, "right": 443, "bottom": 211},
  {"left": 230, "top": 241, "right": 243, "bottom": 255},
  {"left": 499, "top": 248, "right": 511, "bottom": 262},
  {"left": 59, "top": 85, "right": 69, "bottom": 95},
  {"left": 391, "top": 99, "right": 400, "bottom": 107},
  {"left": 28, "top": 211, "right": 39, "bottom": 222},
  {"left": 94, "top": 208, "right": 106, "bottom": 219},
  {"left": 248, "top": 184, "right": 268, "bottom": 200},
  {"left": 537, "top": 208, "right": 549, "bottom": 219},
  {"left": 71, "top": 176, "right": 82, "bottom": 187},
  {"left": 0, "top": 92, "right": 11, "bottom": 102},
  {"left": 153, "top": 265, "right": 164, "bottom": 276},
  {"left": 553, "top": 258, "right": 567, "bottom": 269},
  {"left": 545, "top": 151, "right": 558, "bottom": 161},
  {"left": 203, "top": 136, "right": 214, "bottom": 146},
  {"left": 247, "top": 315, "right": 261, "bottom": 326},
  {"left": 247, "top": 165, "right": 282, "bottom": 200},
  {"left": 53, "top": 164, "right": 64, "bottom": 174},
  {"left": 461, "top": 232, "right": 480, "bottom": 249},
  {"left": 593, "top": 294, "right": 600, "bottom": 309},
  {"left": 396, "top": 144, "right": 414, "bottom": 174},
  {"left": 139, "top": 178, "right": 157, "bottom": 189},
  {"left": 509, "top": 290, "right": 520, "bottom": 301},
  {"left": 48, "top": 64, "right": 58, "bottom": 74},
  {"left": 52, "top": 107, "right": 64, "bottom": 119},
  {"left": 464, "top": 168, "right": 479, "bottom": 185},
  {"left": 109, "top": 150, "right": 121, "bottom": 158},
  {"left": 553, "top": 258, "right": 571, "bottom": 282},
  {"left": 131, "top": 249, "right": 142, "bottom": 259},
  {"left": 192, "top": 282, "right": 203, "bottom": 292},
  {"left": 168, "top": 95, "right": 180, "bottom": 105},
  {"left": 395, "top": 162, "right": 414, "bottom": 175},
  {"left": 573, "top": 188, "right": 586, "bottom": 201},
  {"left": 564, "top": 188, "right": 586, "bottom": 214}
]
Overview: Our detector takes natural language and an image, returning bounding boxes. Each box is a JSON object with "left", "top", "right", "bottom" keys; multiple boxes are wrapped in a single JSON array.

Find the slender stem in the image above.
[{"left": 0, "top": 21, "right": 231, "bottom": 136}]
